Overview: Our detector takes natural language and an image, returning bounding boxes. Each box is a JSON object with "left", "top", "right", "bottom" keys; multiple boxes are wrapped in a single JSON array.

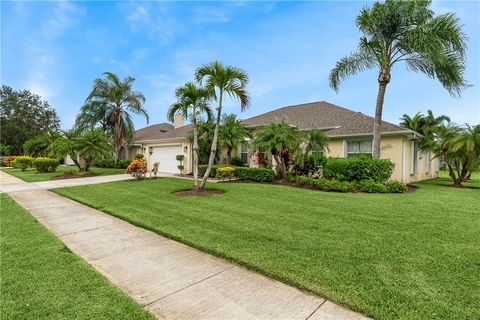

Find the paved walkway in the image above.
[{"left": 1, "top": 171, "right": 369, "bottom": 320}]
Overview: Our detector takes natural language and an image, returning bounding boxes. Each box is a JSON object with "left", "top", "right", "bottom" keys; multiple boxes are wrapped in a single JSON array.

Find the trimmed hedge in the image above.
[
  {"left": 234, "top": 167, "right": 275, "bottom": 182},
  {"left": 216, "top": 166, "right": 235, "bottom": 180},
  {"left": 117, "top": 159, "right": 132, "bottom": 169},
  {"left": 97, "top": 159, "right": 115, "bottom": 168},
  {"left": 290, "top": 175, "right": 406, "bottom": 193},
  {"left": 32, "top": 157, "right": 60, "bottom": 173},
  {"left": 198, "top": 165, "right": 275, "bottom": 182},
  {"left": 13, "top": 156, "right": 34, "bottom": 171},
  {"left": 323, "top": 156, "right": 394, "bottom": 183}
]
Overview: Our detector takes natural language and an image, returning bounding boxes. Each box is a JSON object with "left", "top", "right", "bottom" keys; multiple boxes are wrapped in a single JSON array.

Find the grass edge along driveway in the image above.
[
  {"left": 0, "top": 166, "right": 125, "bottom": 182},
  {"left": 53, "top": 175, "right": 480, "bottom": 320},
  {"left": 0, "top": 193, "right": 154, "bottom": 320}
]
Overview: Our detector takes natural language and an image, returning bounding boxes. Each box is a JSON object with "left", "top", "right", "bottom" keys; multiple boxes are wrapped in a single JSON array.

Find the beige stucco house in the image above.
[{"left": 128, "top": 101, "right": 439, "bottom": 183}]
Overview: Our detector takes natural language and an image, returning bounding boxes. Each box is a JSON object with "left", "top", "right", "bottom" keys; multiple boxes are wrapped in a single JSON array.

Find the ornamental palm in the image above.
[
  {"left": 49, "top": 129, "right": 82, "bottom": 170},
  {"left": 195, "top": 60, "right": 250, "bottom": 188},
  {"left": 168, "top": 82, "right": 212, "bottom": 191},
  {"left": 218, "top": 114, "right": 251, "bottom": 164},
  {"left": 330, "top": 0, "right": 467, "bottom": 158},
  {"left": 76, "top": 128, "right": 112, "bottom": 172},
  {"left": 399, "top": 112, "right": 425, "bottom": 133},
  {"left": 83, "top": 72, "right": 148, "bottom": 165},
  {"left": 251, "top": 122, "right": 302, "bottom": 179}
]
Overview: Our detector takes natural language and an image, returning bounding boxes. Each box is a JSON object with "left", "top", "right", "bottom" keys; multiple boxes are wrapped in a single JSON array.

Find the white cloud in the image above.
[
  {"left": 133, "top": 48, "right": 150, "bottom": 61},
  {"left": 194, "top": 7, "right": 231, "bottom": 23},
  {"left": 41, "top": 1, "right": 85, "bottom": 40}
]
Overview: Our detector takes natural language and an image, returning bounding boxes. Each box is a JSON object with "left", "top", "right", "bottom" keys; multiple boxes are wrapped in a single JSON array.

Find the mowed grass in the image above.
[
  {"left": 53, "top": 174, "right": 480, "bottom": 319},
  {"left": 1, "top": 166, "right": 125, "bottom": 182},
  {"left": 0, "top": 194, "right": 154, "bottom": 320}
]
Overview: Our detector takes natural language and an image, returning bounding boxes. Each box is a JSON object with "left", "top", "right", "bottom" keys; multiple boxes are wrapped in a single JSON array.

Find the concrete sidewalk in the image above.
[{"left": 1, "top": 170, "right": 369, "bottom": 320}]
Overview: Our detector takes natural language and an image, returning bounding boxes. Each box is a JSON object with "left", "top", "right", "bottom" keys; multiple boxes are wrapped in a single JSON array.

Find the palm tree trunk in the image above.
[
  {"left": 373, "top": 82, "right": 388, "bottom": 158},
  {"left": 193, "top": 115, "right": 199, "bottom": 191},
  {"left": 227, "top": 148, "right": 232, "bottom": 164},
  {"left": 69, "top": 153, "right": 82, "bottom": 171},
  {"left": 200, "top": 91, "right": 223, "bottom": 188},
  {"left": 114, "top": 115, "right": 122, "bottom": 165}
]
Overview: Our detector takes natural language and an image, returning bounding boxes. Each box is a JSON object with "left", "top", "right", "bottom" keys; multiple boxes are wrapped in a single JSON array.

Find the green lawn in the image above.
[
  {"left": 1, "top": 166, "right": 125, "bottom": 182},
  {"left": 53, "top": 174, "right": 480, "bottom": 320},
  {"left": 0, "top": 194, "right": 154, "bottom": 320}
]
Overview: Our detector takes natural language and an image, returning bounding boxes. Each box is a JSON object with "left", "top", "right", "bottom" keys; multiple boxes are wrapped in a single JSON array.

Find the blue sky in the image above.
[{"left": 1, "top": 1, "right": 479, "bottom": 130}]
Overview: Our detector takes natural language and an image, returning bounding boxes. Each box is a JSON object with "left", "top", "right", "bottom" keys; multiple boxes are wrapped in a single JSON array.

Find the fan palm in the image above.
[
  {"left": 218, "top": 114, "right": 251, "bottom": 164},
  {"left": 330, "top": 0, "right": 467, "bottom": 158},
  {"left": 82, "top": 72, "right": 148, "bottom": 165},
  {"left": 251, "top": 123, "right": 302, "bottom": 179},
  {"left": 195, "top": 60, "right": 250, "bottom": 188},
  {"left": 168, "top": 82, "right": 212, "bottom": 191}
]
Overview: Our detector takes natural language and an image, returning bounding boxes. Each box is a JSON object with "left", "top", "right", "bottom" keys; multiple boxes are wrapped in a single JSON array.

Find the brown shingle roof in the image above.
[
  {"left": 242, "top": 101, "right": 410, "bottom": 137},
  {"left": 133, "top": 123, "right": 174, "bottom": 142},
  {"left": 135, "top": 123, "right": 193, "bottom": 142}
]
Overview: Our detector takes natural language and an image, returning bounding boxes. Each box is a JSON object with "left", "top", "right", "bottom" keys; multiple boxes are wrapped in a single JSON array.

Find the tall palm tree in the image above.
[
  {"left": 329, "top": 0, "right": 467, "bottom": 158},
  {"left": 83, "top": 72, "right": 149, "bottom": 165},
  {"left": 251, "top": 123, "right": 302, "bottom": 179},
  {"left": 218, "top": 113, "right": 251, "bottom": 164},
  {"left": 195, "top": 60, "right": 250, "bottom": 188},
  {"left": 168, "top": 82, "right": 212, "bottom": 191}
]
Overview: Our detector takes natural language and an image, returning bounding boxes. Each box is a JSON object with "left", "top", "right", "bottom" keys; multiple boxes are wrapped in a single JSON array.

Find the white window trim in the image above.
[
  {"left": 345, "top": 139, "right": 373, "bottom": 158},
  {"left": 410, "top": 141, "right": 417, "bottom": 175}
]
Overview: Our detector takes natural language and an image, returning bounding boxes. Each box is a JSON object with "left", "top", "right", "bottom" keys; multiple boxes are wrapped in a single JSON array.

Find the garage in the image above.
[{"left": 149, "top": 145, "right": 183, "bottom": 173}]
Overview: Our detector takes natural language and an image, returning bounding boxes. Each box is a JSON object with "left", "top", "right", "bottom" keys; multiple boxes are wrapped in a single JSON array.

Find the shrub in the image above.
[
  {"left": 312, "top": 178, "right": 354, "bottom": 192},
  {"left": 216, "top": 166, "right": 236, "bottom": 180},
  {"left": 13, "top": 156, "right": 34, "bottom": 171},
  {"left": 32, "top": 157, "right": 60, "bottom": 173},
  {"left": 234, "top": 167, "right": 275, "bottom": 182},
  {"left": 117, "top": 159, "right": 132, "bottom": 169},
  {"left": 177, "top": 164, "right": 185, "bottom": 174},
  {"left": 135, "top": 153, "right": 144, "bottom": 159},
  {"left": 126, "top": 159, "right": 146, "bottom": 179},
  {"left": 96, "top": 158, "right": 115, "bottom": 168},
  {"left": 198, "top": 165, "right": 218, "bottom": 178},
  {"left": 176, "top": 154, "right": 185, "bottom": 162},
  {"left": 323, "top": 156, "right": 394, "bottom": 183},
  {"left": 1, "top": 155, "right": 17, "bottom": 167},
  {"left": 64, "top": 168, "right": 89, "bottom": 176},
  {"left": 356, "top": 179, "right": 387, "bottom": 193},
  {"left": 230, "top": 156, "right": 244, "bottom": 167},
  {"left": 385, "top": 181, "right": 408, "bottom": 193}
]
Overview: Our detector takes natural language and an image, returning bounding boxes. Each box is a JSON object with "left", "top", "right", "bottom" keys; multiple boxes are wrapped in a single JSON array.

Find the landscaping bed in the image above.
[
  {"left": 0, "top": 194, "right": 154, "bottom": 320},
  {"left": 1, "top": 166, "right": 125, "bottom": 182},
  {"left": 53, "top": 174, "right": 480, "bottom": 320}
]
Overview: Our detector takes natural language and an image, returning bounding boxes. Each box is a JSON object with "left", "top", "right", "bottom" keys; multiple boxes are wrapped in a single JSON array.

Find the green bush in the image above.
[
  {"left": 32, "top": 157, "right": 60, "bottom": 173},
  {"left": 176, "top": 154, "right": 185, "bottom": 162},
  {"left": 230, "top": 156, "right": 244, "bottom": 167},
  {"left": 312, "top": 178, "right": 354, "bottom": 192},
  {"left": 216, "top": 166, "right": 236, "bottom": 180},
  {"left": 385, "top": 181, "right": 408, "bottom": 193},
  {"left": 96, "top": 158, "right": 115, "bottom": 168},
  {"left": 356, "top": 179, "right": 387, "bottom": 193},
  {"left": 234, "top": 167, "right": 275, "bottom": 182},
  {"left": 135, "top": 153, "right": 144, "bottom": 159},
  {"left": 323, "top": 156, "right": 394, "bottom": 183},
  {"left": 64, "top": 168, "right": 89, "bottom": 176},
  {"left": 13, "top": 156, "right": 34, "bottom": 171},
  {"left": 198, "top": 165, "right": 218, "bottom": 178},
  {"left": 117, "top": 159, "right": 132, "bottom": 169}
]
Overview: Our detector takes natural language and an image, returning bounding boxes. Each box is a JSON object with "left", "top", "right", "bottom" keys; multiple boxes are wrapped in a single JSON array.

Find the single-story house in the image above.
[{"left": 127, "top": 101, "right": 439, "bottom": 183}]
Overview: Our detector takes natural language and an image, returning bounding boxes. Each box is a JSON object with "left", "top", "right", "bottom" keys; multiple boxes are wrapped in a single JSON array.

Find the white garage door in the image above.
[{"left": 150, "top": 145, "right": 183, "bottom": 173}]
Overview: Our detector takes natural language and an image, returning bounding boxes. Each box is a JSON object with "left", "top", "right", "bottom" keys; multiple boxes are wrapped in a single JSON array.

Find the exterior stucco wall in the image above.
[{"left": 324, "top": 135, "right": 438, "bottom": 183}]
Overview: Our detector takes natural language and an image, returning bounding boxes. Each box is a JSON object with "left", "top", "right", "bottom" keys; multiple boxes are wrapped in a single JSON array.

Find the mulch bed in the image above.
[
  {"left": 173, "top": 189, "right": 224, "bottom": 196},
  {"left": 51, "top": 173, "right": 99, "bottom": 180}
]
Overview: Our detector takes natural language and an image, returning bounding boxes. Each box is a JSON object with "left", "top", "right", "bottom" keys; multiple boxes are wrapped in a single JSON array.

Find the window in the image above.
[
  {"left": 346, "top": 140, "right": 372, "bottom": 157},
  {"left": 240, "top": 144, "right": 249, "bottom": 164},
  {"left": 410, "top": 141, "right": 418, "bottom": 175}
]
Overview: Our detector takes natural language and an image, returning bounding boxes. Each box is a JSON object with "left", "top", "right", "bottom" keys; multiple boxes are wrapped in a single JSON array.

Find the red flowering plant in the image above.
[{"left": 126, "top": 159, "right": 147, "bottom": 180}]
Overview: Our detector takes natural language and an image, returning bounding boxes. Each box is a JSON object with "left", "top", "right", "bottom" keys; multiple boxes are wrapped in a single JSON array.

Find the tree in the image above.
[
  {"left": 24, "top": 131, "right": 60, "bottom": 158},
  {"left": 435, "top": 124, "right": 480, "bottom": 186},
  {"left": 400, "top": 110, "right": 450, "bottom": 150},
  {"left": 195, "top": 60, "right": 250, "bottom": 188},
  {"left": 218, "top": 114, "right": 251, "bottom": 164},
  {"left": 82, "top": 72, "right": 148, "bottom": 165},
  {"left": 0, "top": 85, "right": 60, "bottom": 154},
  {"left": 251, "top": 123, "right": 302, "bottom": 179},
  {"left": 168, "top": 82, "right": 212, "bottom": 191},
  {"left": 295, "top": 129, "right": 329, "bottom": 168},
  {"left": 329, "top": 0, "right": 468, "bottom": 158},
  {"left": 49, "top": 129, "right": 83, "bottom": 170},
  {"left": 75, "top": 128, "right": 112, "bottom": 172},
  {"left": 187, "top": 121, "right": 218, "bottom": 165}
]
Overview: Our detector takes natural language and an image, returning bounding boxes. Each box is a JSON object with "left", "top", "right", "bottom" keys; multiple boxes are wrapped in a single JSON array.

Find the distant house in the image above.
[{"left": 127, "top": 101, "right": 438, "bottom": 183}]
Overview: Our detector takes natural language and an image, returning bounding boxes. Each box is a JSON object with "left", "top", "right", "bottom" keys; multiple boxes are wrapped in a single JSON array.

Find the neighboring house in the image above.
[{"left": 127, "top": 101, "right": 438, "bottom": 183}]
